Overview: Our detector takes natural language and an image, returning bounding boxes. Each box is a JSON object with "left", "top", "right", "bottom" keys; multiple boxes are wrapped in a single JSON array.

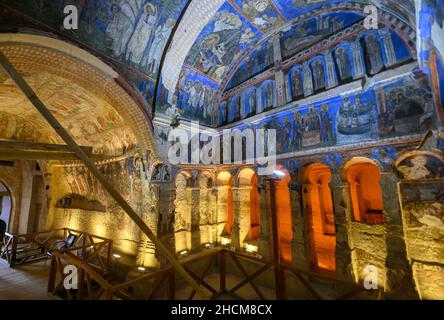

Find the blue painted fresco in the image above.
[
  {"left": 234, "top": 0, "right": 285, "bottom": 32},
  {"left": 175, "top": 66, "right": 219, "bottom": 125},
  {"left": 226, "top": 71, "right": 437, "bottom": 157},
  {"left": 371, "top": 146, "right": 398, "bottom": 171},
  {"left": 184, "top": 1, "right": 262, "bottom": 83},
  {"left": 225, "top": 39, "right": 274, "bottom": 90},
  {"left": 279, "top": 11, "right": 363, "bottom": 59}
]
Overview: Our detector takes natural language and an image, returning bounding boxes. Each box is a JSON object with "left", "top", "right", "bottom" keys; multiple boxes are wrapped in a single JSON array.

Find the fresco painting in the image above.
[
  {"left": 336, "top": 91, "right": 378, "bottom": 145},
  {"left": 184, "top": 1, "right": 261, "bottom": 83},
  {"left": 226, "top": 39, "right": 274, "bottom": 90},
  {"left": 233, "top": 0, "right": 285, "bottom": 32},
  {"left": 396, "top": 153, "right": 444, "bottom": 180},
  {"left": 376, "top": 72, "right": 435, "bottom": 137},
  {"left": 171, "top": 66, "right": 219, "bottom": 126},
  {"left": 220, "top": 70, "right": 437, "bottom": 157},
  {"left": 370, "top": 146, "right": 398, "bottom": 172},
  {"left": 279, "top": 12, "right": 362, "bottom": 59}
]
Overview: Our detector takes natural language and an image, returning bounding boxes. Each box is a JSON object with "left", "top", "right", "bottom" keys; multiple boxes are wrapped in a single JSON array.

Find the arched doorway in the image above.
[
  {"left": 0, "top": 180, "right": 12, "bottom": 232},
  {"left": 237, "top": 168, "right": 260, "bottom": 247},
  {"left": 303, "top": 163, "right": 336, "bottom": 272},
  {"left": 273, "top": 168, "right": 292, "bottom": 264},
  {"left": 344, "top": 158, "right": 384, "bottom": 224}
]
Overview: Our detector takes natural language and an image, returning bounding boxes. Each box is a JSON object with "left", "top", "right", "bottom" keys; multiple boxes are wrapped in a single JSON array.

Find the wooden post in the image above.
[
  {"left": 47, "top": 254, "right": 57, "bottom": 293},
  {"left": 220, "top": 250, "right": 226, "bottom": 293},
  {"left": 0, "top": 51, "right": 209, "bottom": 300},
  {"left": 269, "top": 178, "right": 287, "bottom": 300},
  {"left": 169, "top": 269, "right": 176, "bottom": 300}
]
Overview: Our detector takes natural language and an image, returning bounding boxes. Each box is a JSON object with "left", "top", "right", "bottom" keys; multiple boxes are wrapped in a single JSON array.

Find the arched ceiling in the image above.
[
  {"left": 0, "top": 0, "right": 416, "bottom": 127},
  {"left": 0, "top": 35, "right": 156, "bottom": 157}
]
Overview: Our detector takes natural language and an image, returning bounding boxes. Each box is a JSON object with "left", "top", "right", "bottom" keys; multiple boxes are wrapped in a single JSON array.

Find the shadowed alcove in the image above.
[{"left": 344, "top": 158, "right": 384, "bottom": 224}]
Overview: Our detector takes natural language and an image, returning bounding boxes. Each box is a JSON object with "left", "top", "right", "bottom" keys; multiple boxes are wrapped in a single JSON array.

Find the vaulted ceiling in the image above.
[{"left": 0, "top": 0, "right": 416, "bottom": 127}]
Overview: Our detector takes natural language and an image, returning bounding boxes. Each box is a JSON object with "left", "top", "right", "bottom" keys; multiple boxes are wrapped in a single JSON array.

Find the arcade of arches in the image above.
[{"left": 0, "top": 0, "right": 443, "bottom": 300}]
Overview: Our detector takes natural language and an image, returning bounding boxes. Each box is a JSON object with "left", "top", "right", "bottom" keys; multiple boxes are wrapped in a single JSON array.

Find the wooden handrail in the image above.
[{"left": 103, "top": 248, "right": 374, "bottom": 300}]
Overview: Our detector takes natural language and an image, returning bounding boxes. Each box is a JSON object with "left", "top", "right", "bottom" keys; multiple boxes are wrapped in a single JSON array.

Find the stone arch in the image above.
[
  {"left": 343, "top": 157, "right": 384, "bottom": 224},
  {"left": 302, "top": 163, "right": 336, "bottom": 273},
  {"left": 0, "top": 33, "right": 156, "bottom": 155}
]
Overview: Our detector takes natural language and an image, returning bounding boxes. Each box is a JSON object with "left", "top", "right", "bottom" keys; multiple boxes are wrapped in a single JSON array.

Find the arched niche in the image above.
[
  {"left": 343, "top": 157, "right": 384, "bottom": 224},
  {"left": 273, "top": 167, "right": 292, "bottom": 264},
  {"left": 237, "top": 168, "right": 260, "bottom": 246},
  {"left": 302, "top": 163, "right": 336, "bottom": 273},
  {"left": 216, "top": 171, "right": 234, "bottom": 242}
]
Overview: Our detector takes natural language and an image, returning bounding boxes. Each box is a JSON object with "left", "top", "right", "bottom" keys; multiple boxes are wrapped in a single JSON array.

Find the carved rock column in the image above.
[
  {"left": 330, "top": 182, "right": 354, "bottom": 282},
  {"left": 232, "top": 186, "right": 253, "bottom": 250},
  {"left": 216, "top": 185, "right": 231, "bottom": 242},
  {"left": 289, "top": 183, "right": 308, "bottom": 270},
  {"left": 380, "top": 173, "right": 418, "bottom": 299},
  {"left": 258, "top": 182, "right": 271, "bottom": 261},
  {"left": 190, "top": 187, "right": 201, "bottom": 252}
]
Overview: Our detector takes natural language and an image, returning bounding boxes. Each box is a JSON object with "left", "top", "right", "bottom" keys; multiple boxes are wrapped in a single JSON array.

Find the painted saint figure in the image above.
[
  {"left": 105, "top": 4, "right": 134, "bottom": 58},
  {"left": 364, "top": 34, "right": 384, "bottom": 75},
  {"left": 147, "top": 18, "right": 176, "bottom": 74},
  {"left": 264, "top": 82, "right": 273, "bottom": 109},
  {"left": 126, "top": 3, "right": 157, "bottom": 66},
  {"left": 291, "top": 69, "right": 303, "bottom": 99},
  {"left": 335, "top": 46, "right": 352, "bottom": 81},
  {"left": 249, "top": 89, "right": 257, "bottom": 115},
  {"left": 312, "top": 59, "right": 326, "bottom": 91}
]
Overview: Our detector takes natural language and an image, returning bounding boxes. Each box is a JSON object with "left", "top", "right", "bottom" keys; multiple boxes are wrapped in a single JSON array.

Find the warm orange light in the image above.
[{"left": 303, "top": 163, "right": 336, "bottom": 272}]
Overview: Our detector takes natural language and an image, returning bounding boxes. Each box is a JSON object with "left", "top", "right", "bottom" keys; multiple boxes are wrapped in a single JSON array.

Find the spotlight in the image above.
[
  {"left": 180, "top": 250, "right": 188, "bottom": 256},
  {"left": 112, "top": 254, "right": 121, "bottom": 259},
  {"left": 221, "top": 237, "right": 231, "bottom": 246},
  {"left": 245, "top": 244, "right": 258, "bottom": 253},
  {"left": 205, "top": 243, "right": 214, "bottom": 249},
  {"left": 137, "top": 266, "right": 146, "bottom": 272},
  {"left": 273, "top": 170, "right": 285, "bottom": 177}
]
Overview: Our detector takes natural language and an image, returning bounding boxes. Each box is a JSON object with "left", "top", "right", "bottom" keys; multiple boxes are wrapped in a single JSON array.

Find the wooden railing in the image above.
[
  {"left": 46, "top": 247, "right": 378, "bottom": 300},
  {"left": 0, "top": 228, "right": 112, "bottom": 270}
]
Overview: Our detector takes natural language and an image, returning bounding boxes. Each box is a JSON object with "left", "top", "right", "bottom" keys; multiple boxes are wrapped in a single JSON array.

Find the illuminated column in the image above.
[
  {"left": 329, "top": 181, "right": 354, "bottom": 282},
  {"left": 199, "top": 185, "right": 211, "bottom": 245},
  {"left": 289, "top": 183, "right": 308, "bottom": 270},
  {"left": 232, "top": 186, "right": 253, "bottom": 250},
  {"left": 174, "top": 178, "right": 192, "bottom": 254},
  {"left": 380, "top": 173, "right": 418, "bottom": 299},
  {"left": 258, "top": 182, "right": 271, "bottom": 261},
  {"left": 216, "top": 185, "right": 231, "bottom": 242},
  {"left": 190, "top": 186, "right": 201, "bottom": 251},
  {"left": 137, "top": 183, "right": 160, "bottom": 269}
]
